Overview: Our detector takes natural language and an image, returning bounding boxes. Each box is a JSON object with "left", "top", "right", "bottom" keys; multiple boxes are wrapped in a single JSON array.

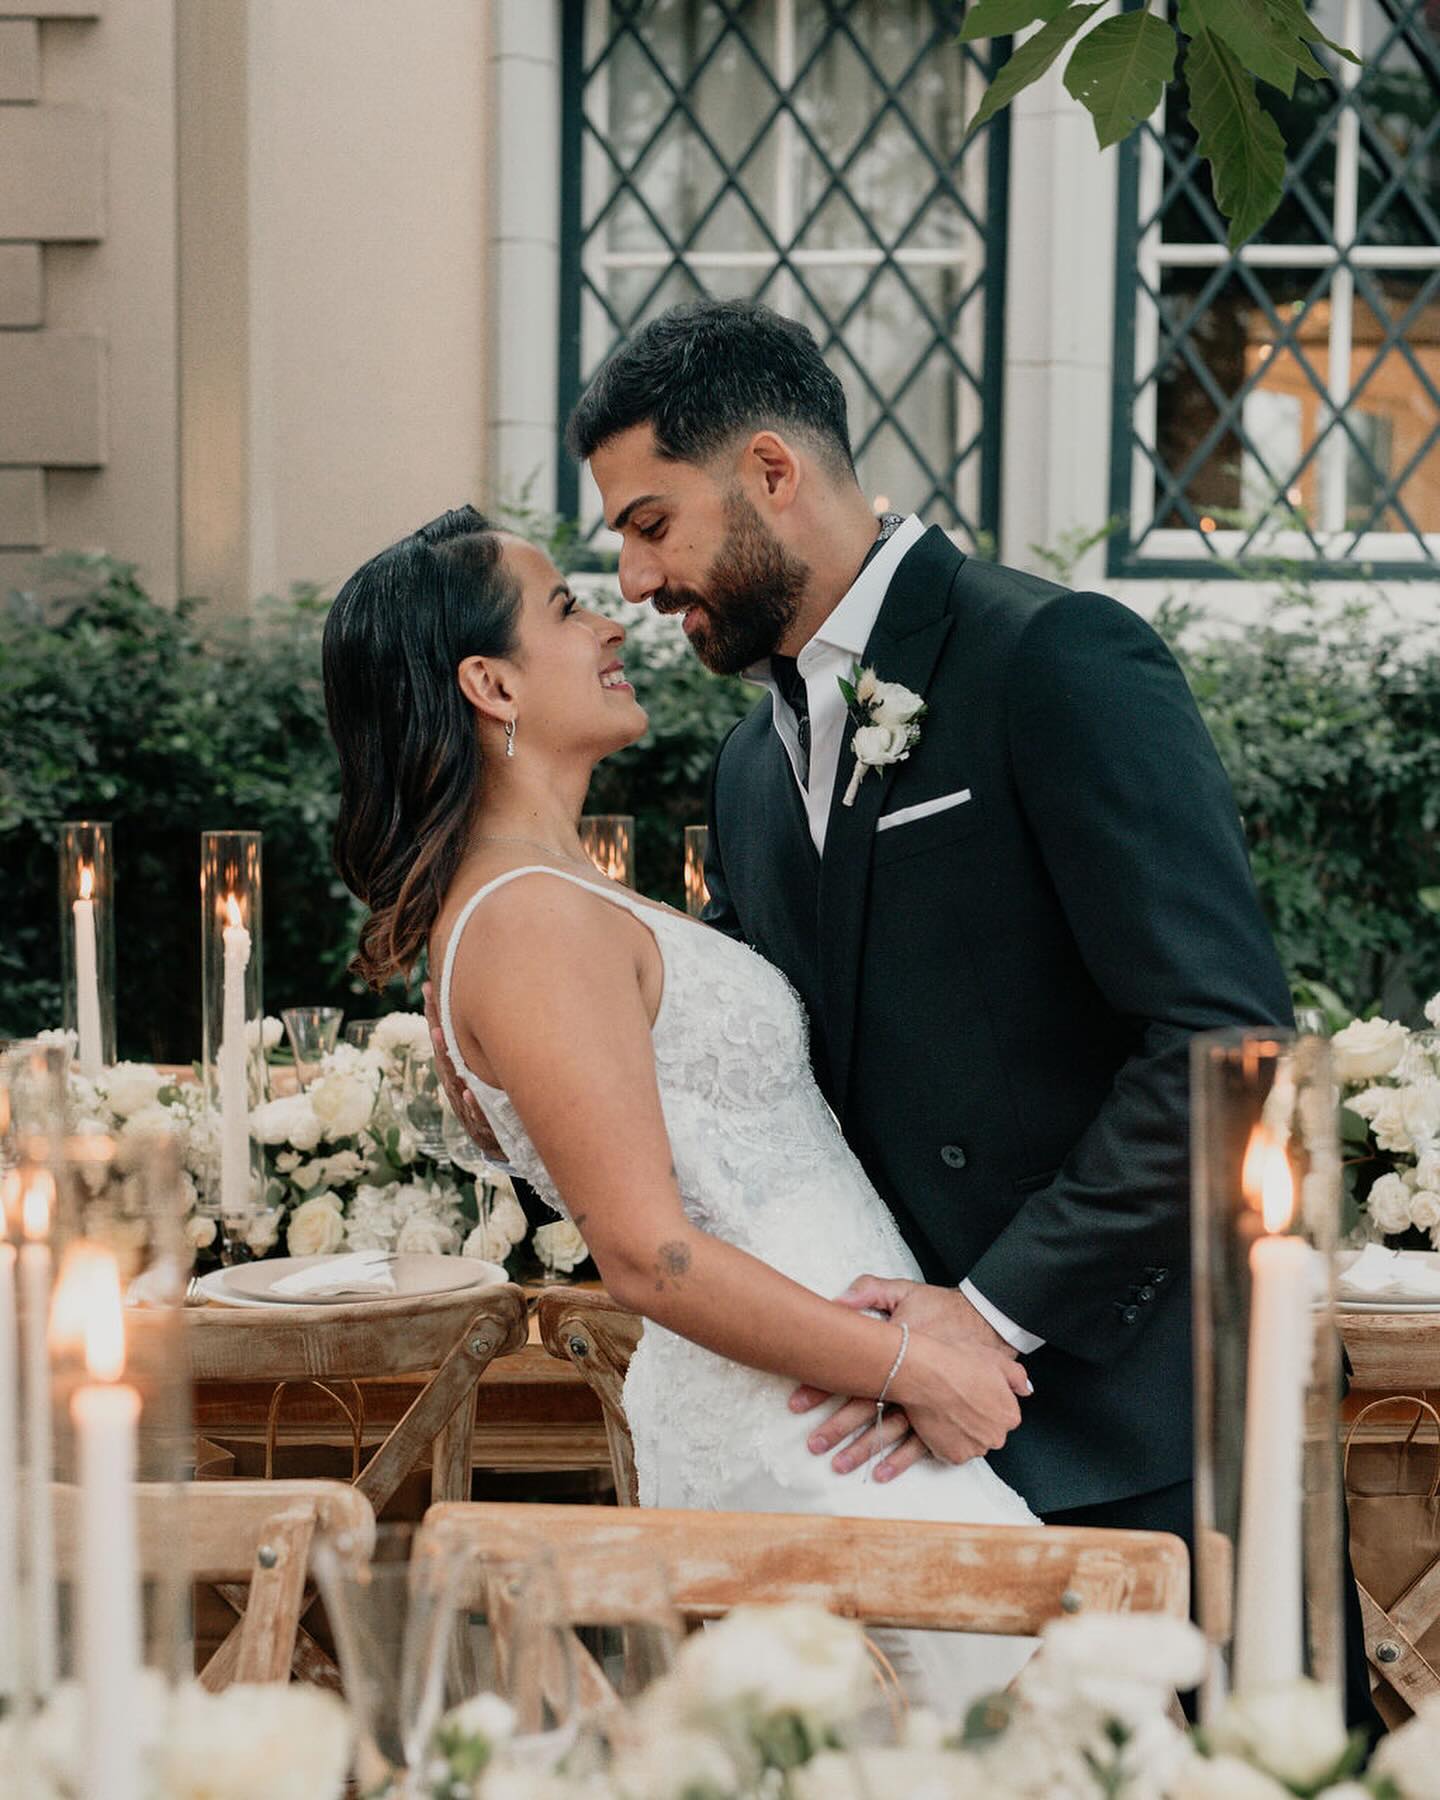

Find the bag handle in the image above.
[{"left": 1344, "top": 1396, "right": 1440, "bottom": 1499}]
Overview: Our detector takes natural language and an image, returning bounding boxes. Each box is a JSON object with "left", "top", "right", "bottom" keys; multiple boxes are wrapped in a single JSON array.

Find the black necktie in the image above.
[{"left": 770, "top": 653, "right": 810, "bottom": 782}]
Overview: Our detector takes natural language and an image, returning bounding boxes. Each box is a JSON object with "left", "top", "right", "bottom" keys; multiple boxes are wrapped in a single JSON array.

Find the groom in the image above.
[{"left": 567, "top": 298, "right": 1294, "bottom": 1551}]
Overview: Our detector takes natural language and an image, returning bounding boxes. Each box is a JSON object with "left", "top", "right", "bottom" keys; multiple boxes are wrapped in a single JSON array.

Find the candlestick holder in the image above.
[
  {"left": 683, "top": 825, "right": 710, "bottom": 918},
  {"left": 579, "top": 814, "right": 635, "bottom": 887},
  {"left": 57, "top": 822, "right": 116, "bottom": 1075},
  {"left": 1191, "top": 1026, "right": 1343, "bottom": 1719},
  {"left": 199, "top": 831, "right": 265, "bottom": 1257}
]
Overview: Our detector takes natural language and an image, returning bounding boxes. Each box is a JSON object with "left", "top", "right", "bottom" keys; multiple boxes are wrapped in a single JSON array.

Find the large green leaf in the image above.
[
  {"left": 1063, "top": 10, "right": 1177, "bottom": 148},
  {"left": 1185, "top": 27, "right": 1288, "bottom": 247},
  {"left": 1178, "top": 0, "right": 1322, "bottom": 94},
  {"left": 967, "top": 2, "right": 1105, "bottom": 134},
  {"left": 1280, "top": 0, "right": 1362, "bottom": 66},
  {"left": 958, "top": 0, "right": 1072, "bottom": 43}
]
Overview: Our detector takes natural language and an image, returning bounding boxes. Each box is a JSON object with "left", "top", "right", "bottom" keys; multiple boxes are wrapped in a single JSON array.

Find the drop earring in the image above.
[{"left": 504, "top": 718, "right": 517, "bottom": 759}]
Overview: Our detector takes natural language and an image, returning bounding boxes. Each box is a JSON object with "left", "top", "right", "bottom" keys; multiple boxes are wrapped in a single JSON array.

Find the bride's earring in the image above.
[{"left": 504, "top": 718, "right": 517, "bottom": 759}]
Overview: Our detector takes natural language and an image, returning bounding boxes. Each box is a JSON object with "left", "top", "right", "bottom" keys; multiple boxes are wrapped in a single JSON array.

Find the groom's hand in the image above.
[
  {"left": 422, "top": 980, "right": 505, "bottom": 1159},
  {"left": 789, "top": 1278, "right": 1024, "bottom": 1481}
]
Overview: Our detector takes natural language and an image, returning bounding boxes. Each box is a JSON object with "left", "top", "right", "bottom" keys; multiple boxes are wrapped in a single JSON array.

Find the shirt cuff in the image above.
[{"left": 959, "top": 1279, "right": 1046, "bottom": 1354}]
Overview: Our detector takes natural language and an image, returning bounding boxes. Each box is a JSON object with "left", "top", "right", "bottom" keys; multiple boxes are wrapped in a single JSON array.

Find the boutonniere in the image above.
[{"left": 837, "top": 664, "right": 927, "bottom": 806}]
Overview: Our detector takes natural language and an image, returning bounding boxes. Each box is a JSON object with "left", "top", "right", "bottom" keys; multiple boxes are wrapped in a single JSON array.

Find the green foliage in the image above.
[
  {"left": 960, "top": 0, "right": 1360, "bottom": 248},
  {"left": 1156, "top": 581, "right": 1440, "bottom": 1016}
]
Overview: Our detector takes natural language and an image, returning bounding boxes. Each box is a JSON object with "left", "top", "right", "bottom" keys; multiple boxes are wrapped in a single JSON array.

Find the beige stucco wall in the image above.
[{"left": 2, "top": 0, "right": 494, "bottom": 607}]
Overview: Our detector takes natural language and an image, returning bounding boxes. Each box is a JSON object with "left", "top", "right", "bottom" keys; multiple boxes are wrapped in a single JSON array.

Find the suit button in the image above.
[
  {"left": 940, "top": 1144, "right": 966, "bottom": 1170},
  {"left": 1121, "top": 1305, "right": 1140, "bottom": 1325},
  {"left": 1147, "top": 1267, "right": 1169, "bottom": 1285},
  {"left": 1138, "top": 1285, "right": 1156, "bottom": 1303}
]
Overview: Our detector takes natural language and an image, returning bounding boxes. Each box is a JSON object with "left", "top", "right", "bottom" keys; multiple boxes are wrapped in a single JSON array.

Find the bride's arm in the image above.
[{"left": 450, "top": 879, "right": 1028, "bottom": 1465}]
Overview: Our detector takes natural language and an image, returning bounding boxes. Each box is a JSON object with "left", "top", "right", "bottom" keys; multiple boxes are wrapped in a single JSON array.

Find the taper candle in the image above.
[
  {"left": 72, "top": 862, "right": 104, "bottom": 1077},
  {"left": 219, "top": 895, "right": 252, "bottom": 1220},
  {"left": 20, "top": 1171, "right": 57, "bottom": 1693},
  {"left": 0, "top": 1237, "right": 18, "bottom": 1695}
]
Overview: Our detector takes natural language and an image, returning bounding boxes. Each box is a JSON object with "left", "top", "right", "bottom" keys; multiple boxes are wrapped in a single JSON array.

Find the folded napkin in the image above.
[
  {"left": 1339, "top": 1242, "right": 1440, "bottom": 1302},
  {"left": 268, "top": 1251, "right": 399, "bottom": 1300}
]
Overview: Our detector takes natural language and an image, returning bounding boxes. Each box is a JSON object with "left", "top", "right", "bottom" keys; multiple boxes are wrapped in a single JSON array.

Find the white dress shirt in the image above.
[{"left": 746, "top": 512, "right": 1045, "bottom": 1358}]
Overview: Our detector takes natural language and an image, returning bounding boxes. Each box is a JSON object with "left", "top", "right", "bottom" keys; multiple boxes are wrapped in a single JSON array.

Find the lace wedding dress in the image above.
[{"left": 438, "top": 866, "right": 1039, "bottom": 1708}]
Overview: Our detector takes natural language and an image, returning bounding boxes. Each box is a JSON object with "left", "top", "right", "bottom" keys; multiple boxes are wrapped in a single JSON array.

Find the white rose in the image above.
[
  {"left": 1374, "top": 1693, "right": 1440, "bottom": 1797},
  {"left": 395, "top": 1212, "right": 458, "bottom": 1256},
  {"left": 1210, "top": 1682, "right": 1351, "bottom": 1790},
  {"left": 1417, "top": 1147, "right": 1440, "bottom": 1191},
  {"left": 867, "top": 679, "right": 925, "bottom": 728},
  {"left": 533, "top": 1219, "right": 589, "bottom": 1273},
  {"left": 851, "top": 722, "right": 911, "bottom": 768},
  {"left": 245, "top": 1209, "right": 282, "bottom": 1255},
  {"left": 185, "top": 1215, "right": 218, "bottom": 1250},
  {"left": 1031, "top": 1613, "right": 1207, "bottom": 1701},
  {"left": 308, "top": 1068, "right": 377, "bottom": 1141},
  {"left": 487, "top": 1187, "right": 529, "bottom": 1249},
  {"left": 120, "top": 1101, "right": 186, "bottom": 1146},
  {"left": 676, "top": 1603, "right": 873, "bottom": 1725},
  {"left": 1426, "top": 993, "right": 1440, "bottom": 1030},
  {"left": 1368, "top": 1171, "right": 1416, "bottom": 1235},
  {"left": 1411, "top": 1190, "right": 1440, "bottom": 1233},
  {"left": 791, "top": 1748, "right": 989, "bottom": 1800},
  {"left": 462, "top": 1222, "right": 511, "bottom": 1265},
  {"left": 1370, "top": 1090, "right": 1415, "bottom": 1155},
  {"left": 288, "top": 1158, "right": 329, "bottom": 1194},
  {"left": 163, "top": 1681, "right": 351, "bottom": 1800},
  {"left": 286, "top": 1193, "right": 347, "bottom": 1257},
  {"left": 444, "top": 1692, "right": 514, "bottom": 1747},
  {"left": 103, "top": 1062, "right": 165, "bottom": 1119},
  {"left": 854, "top": 667, "right": 878, "bottom": 704},
  {"left": 1332, "top": 1016, "right": 1408, "bottom": 1083},
  {"left": 319, "top": 1149, "right": 366, "bottom": 1186},
  {"left": 1402, "top": 1078, "right": 1440, "bottom": 1145},
  {"left": 1171, "top": 1756, "right": 1292, "bottom": 1799},
  {"left": 371, "top": 1012, "right": 433, "bottom": 1062},
  {"left": 250, "top": 1094, "right": 325, "bottom": 1153},
  {"left": 275, "top": 1150, "right": 300, "bottom": 1173}
]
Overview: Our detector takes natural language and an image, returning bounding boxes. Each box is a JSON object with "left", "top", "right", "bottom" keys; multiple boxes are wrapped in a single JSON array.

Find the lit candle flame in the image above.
[
  {"left": 78, "top": 862, "right": 95, "bottom": 901},
  {"left": 50, "top": 1244, "right": 126, "bottom": 1381},
  {"left": 21, "top": 1170, "right": 54, "bottom": 1241},
  {"left": 1242, "top": 1125, "right": 1296, "bottom": 1234},
  {"left": 224, "top": 894, "right": 243, "bottom": 931}
]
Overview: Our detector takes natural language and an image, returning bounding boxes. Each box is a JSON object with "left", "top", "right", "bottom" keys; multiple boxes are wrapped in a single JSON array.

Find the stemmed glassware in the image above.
[
  {"left": 393, "top": 1047, "right": 447, "bottom": 1160},
  {"left": 281, "top": 1006, "right": 343, "bottom": 1089}
]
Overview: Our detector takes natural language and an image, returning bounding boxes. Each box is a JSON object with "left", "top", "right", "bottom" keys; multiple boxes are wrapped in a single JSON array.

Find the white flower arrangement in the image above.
[
  {"left": 415, "top": 1604, "right": 1440, "bottom": 1799},
  {"left": 50, "top": 1013, "right": 562, "bottom": 1275},
  {"left": 1332, "top": 994, "right": 1440, "bottom": 1244},
  {"left": 837, "top": 665, "right": 927, "bottom": 806}
]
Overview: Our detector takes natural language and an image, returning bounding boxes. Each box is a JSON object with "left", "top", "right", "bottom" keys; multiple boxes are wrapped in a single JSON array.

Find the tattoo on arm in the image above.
[{"left": 653, "top": 1239, "right": 692, "bottom": 1293}]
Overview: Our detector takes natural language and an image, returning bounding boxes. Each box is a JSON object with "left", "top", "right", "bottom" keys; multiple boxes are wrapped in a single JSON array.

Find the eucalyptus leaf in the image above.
[
  {"left": 1063, "top": 10, "right": 1178, "bottom": 147},
  {"left": 967, "top": 2, "right": 1105, "bottom": 134},
  {"left": 1185, "top": 27, "right": 1288, "bottom": 248}
]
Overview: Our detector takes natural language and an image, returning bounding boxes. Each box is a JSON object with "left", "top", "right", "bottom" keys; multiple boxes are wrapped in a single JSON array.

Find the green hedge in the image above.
[{"left": 2, "top": 556, "right": 1437, "bottom": 1059}]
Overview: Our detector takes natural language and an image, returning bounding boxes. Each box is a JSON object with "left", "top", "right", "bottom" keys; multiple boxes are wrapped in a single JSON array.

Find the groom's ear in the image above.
[
  {"left": 743, "top": 430, "right": 802, "bottom": 512},
  {"left": 456, "top": 655, "right": 515, "bottom": 723}
]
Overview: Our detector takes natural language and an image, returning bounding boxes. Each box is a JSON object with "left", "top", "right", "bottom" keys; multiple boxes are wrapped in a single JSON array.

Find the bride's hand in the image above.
[
  {"left": 893, "top": 1332, "right": 1031, "bottom": 1469},
  {"left": 422, "top": 980, "right": 505, "bottom": 1160}
]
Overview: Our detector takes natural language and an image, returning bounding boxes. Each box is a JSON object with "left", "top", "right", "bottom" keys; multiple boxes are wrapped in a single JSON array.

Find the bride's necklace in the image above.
[{"left": 474, "top": 833, "right": 598, "bottom": 874}]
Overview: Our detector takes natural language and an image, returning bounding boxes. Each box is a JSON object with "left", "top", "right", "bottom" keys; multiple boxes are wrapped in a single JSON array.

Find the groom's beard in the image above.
[{"left": 652, "top": 489, "right": 810, "bottom": 675}]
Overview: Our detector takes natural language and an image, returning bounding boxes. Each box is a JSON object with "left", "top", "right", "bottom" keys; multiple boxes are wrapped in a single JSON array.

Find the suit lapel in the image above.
[{"left": 817, "top": 527, "right": 961, "bottom": 1113}]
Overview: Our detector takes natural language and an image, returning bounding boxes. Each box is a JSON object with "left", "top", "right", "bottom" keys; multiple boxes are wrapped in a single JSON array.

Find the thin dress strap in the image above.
[{"left": 437, "top": 864, "right": 662, "bottom": 1097}]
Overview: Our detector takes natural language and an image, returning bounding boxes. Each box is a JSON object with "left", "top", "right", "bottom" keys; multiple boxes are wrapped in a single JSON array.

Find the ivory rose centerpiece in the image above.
[{"left": 1333, "top": 994, "right": 1440, "bottom": 1244}]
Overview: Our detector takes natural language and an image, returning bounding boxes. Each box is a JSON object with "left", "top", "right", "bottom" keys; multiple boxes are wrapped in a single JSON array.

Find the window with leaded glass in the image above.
[
  {"left": 559, "top": 0, "right": 1008, "bottom": 547},
  {"left": 1110, "top": 0, "right": 1440, "bottom": 576}
]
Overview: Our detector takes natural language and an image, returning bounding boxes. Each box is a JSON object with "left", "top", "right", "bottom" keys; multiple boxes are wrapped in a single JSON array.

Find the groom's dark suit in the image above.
[{"left": 702, "top": 525, "right": 1293, "bottom": 1518}]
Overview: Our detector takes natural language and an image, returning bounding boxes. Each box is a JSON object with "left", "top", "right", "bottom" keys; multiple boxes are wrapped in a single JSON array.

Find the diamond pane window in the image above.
[
  {"left": 1109, "top": 0, "right": 1440, "bottom": 576},
  {"left": 559, "top": 0, "right": 1009, "bottom": 546}
]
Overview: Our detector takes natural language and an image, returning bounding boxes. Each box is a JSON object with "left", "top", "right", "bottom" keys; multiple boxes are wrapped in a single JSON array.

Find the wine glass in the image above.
[
  {"left": 312, "top": 1523, "right": 469, "bottom": 1799},
  {"left": 393, "top": 1045, "right": 447, "bottom": 1158},
  {"left": 281, "top": 1006, "right": 343, "bottom": 1088},
  {"left": 344, "top": 1019, "right": 378, "bottom": 1050}
]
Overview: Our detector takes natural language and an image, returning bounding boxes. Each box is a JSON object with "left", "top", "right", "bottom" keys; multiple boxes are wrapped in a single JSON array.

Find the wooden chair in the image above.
[
  {"left": 420, "top": 1501, "right": 1190, "bottom": 1707},
  {"left": 172, "top": 1282, "right": 530, "bottom": 1513},
  {"left": 536, "top": 1288, "right": 642, "bottom": 1505},
  {"left": 53, "top": 1477, "right": 374, "bottom": 1688}
]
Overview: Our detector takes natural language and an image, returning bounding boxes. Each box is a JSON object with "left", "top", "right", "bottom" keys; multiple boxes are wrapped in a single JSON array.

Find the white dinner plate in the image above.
[
  {"left": 1336, "top": 1247, "right": 1440, "bottom": 1309},
  {"left": 198, "top": 1254, "right": 507, "bottom": 1309},
  {"left": 1337, "top": 1297, "right": 1440, "bottom": 1314}
]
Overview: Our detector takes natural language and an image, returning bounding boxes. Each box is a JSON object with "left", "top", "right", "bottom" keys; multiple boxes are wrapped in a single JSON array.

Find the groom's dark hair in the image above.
[{"left": 566, "top": 299, "right": 856, "bottom": 479}]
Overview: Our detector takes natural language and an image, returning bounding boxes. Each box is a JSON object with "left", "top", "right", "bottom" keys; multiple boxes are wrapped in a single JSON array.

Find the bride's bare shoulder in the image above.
[{"left": 437, "top": 863, "right": 632, "bottom": 987}]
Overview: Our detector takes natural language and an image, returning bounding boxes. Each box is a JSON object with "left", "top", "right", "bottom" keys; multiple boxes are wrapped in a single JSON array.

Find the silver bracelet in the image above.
[{"left": 874, "top": 1321, "right": 909, "bottom": 1437}]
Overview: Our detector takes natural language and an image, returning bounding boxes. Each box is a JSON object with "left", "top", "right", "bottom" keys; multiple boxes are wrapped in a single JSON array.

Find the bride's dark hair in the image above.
[{"left": 323, "top": 506, "right": 521, "bottom": 991}]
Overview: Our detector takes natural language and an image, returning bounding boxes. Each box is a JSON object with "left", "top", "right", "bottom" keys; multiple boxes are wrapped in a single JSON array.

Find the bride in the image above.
[{"left": 322, "top": 505, "right": 1038, "bottom": 1705}]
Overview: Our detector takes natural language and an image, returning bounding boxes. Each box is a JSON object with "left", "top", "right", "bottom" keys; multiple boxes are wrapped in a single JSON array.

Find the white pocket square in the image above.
[{"left": 876, "top": 788, "right": 973, "bottom": 832}]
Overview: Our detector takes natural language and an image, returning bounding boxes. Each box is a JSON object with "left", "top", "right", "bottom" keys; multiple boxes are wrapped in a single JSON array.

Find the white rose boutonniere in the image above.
[{"left": 838, "top": 664, "right": 926, "bottom": 806}]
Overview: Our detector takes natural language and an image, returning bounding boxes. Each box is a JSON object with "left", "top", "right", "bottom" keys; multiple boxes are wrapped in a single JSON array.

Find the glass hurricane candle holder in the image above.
[
  {"left": 58, "top": 822, "right": 116, "bottom": 1076},
  {"left": 1190, "top": 1026, "right": 1343, "bottom": 1720},
  {"left": 579, "top": 815, "right": 634, "bottom": 887},
  {"left": 683, "top": 825, "right": 710, "bottom": 918},
  {"left": 199, "top": 831, "right": 265, "bottom": 1253}
]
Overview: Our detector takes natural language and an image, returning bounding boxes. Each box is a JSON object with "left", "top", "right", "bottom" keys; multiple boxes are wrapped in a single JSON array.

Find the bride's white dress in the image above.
[{"left": 438, "top": 865, "right": 1039, "bottom": 1708}]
